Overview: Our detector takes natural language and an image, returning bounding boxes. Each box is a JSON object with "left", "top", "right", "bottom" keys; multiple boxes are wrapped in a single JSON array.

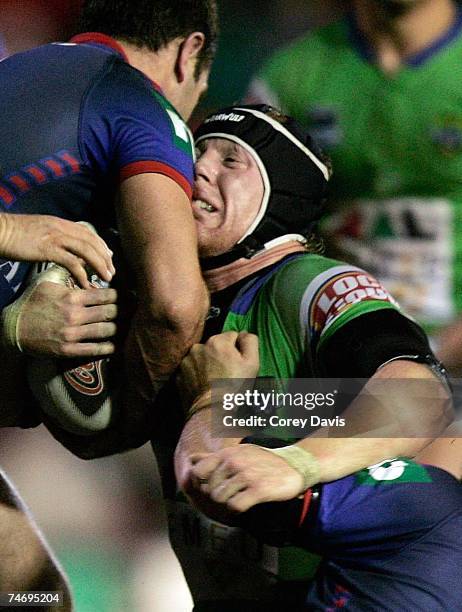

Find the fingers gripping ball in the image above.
[{"left": 27, "top": 224, "right": 119, "bottom": 435}]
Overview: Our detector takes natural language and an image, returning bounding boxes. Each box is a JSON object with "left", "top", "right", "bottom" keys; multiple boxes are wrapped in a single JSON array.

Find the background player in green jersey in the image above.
[
  {"left": 168, "top": 104, "right": 452, "bottom": 610},
  {"left": 246, "top": 0, "right": 462, "bottom": 373}
]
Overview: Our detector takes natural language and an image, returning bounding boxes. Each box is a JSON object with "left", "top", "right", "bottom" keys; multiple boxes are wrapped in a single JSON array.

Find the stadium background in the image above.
[{"left": 0, "top": 1, "right": 345, "bottom": 611}]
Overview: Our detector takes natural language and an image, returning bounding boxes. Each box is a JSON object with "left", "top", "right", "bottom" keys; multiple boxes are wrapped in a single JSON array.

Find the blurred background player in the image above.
[
  {"left": 246, "top": 0, "right": 462, "bottom": 373},
  {"left": 160, "top": 105, "right": 451, "bottom": 610}
]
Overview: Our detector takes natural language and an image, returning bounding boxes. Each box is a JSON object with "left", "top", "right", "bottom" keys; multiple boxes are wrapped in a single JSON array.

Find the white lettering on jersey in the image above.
[
  {"left": 299, "top": 265, "right": 399, "bottom": 347},
  {"left": 166, "top": 109, "right": 190, "bottom": 143}
]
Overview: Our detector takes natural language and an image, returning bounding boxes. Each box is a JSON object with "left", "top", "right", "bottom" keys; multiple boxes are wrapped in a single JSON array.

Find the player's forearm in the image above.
[
  {"left": 433, "top": 320, "right": 462, "bottom": 374},
  {"left": 294, "top": 436, "right": 433, "bottom": 484},
  {"left": 415, "top": 423, "right": 462, "bottom": 480},
  {"left": 295, "top": 360, "right": 452, "bottom": 484},
  {"left": 125, "top": 286, "right": 209, "bottom": 402},
  {"left": 0, "top": 213, "right": 13, "bottom": 254}
]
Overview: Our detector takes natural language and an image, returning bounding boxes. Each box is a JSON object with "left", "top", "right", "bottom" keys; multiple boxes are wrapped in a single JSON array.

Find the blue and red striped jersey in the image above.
[{"left": 0, "top": 33, "right": 194, "bottom": 307}]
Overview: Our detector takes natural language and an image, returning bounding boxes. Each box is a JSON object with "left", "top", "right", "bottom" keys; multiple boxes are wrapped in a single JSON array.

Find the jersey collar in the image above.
[
  {"left": 69, "top": 32, "right": 129, "bottom": 62},
  {"left": 69, "top": 32, "right": 164, "bottom": 94}
]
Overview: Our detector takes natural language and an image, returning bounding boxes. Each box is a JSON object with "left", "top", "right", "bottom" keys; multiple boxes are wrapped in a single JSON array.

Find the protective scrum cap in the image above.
[{"left": 194, "top": 104, "right": 331, "bottom": 265}]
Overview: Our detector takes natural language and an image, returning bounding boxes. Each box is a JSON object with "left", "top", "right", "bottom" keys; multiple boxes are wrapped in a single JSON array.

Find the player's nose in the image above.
[{"left": 194, "top": 154, "right": 218, "bottom": 184}]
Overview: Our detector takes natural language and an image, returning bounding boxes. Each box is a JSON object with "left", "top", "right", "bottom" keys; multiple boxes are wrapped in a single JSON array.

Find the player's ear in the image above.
[{"left": 175, "top": 32, "right": 205, "bottom": 83}]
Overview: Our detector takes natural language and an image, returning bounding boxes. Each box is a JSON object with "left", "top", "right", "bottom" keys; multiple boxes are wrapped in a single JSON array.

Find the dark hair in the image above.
[{"left": 78, "top": 0, "right": 219, "bottom": 76}]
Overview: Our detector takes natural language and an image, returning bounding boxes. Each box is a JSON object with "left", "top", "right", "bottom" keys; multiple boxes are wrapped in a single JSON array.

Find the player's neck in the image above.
[
  {"left": 354, "top": 0, "right": 457, "bottom": 74},
  {"left": 203, "top": 241, "right": 307, "bottom": 293},
  {"left": 116, "top": 38, "right": 180, "bottom": 94}
]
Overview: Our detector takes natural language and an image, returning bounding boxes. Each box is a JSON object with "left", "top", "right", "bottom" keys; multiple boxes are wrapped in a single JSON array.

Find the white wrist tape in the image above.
[
  {"left": 1, "top": 296, "right": 24, "bottom": 352},
  {"left": 261, "top": 445, "right": 320, "bottom": 491},
  {"left": 1, "top": 263, "right": 70, "bottom": 353}
]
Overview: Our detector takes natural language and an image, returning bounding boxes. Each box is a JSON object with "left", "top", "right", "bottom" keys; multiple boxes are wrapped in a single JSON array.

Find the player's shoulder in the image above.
[
  {"left": 270, "top": 253, "right": 353, "bottom": 290},
  {"left": 96, "top": 58, "right": 187, "bottom": 129},
  {"left": 0, "top": 40, "right": 115, "bottom": 87},
  {"left": 253, "top": 18, "right": 350, "bottom": 107},
  {"left": 84, "top": 55, "right": 192, "bottom": 148},
  {"left": 259, "top": 253, "right": 342, "bottom": 309},
  {"left": 23, "top": 40, "right": 117, "bottom": 71},
  {"left": 268, "top": 252, "right": 400, "bottom": 328}
]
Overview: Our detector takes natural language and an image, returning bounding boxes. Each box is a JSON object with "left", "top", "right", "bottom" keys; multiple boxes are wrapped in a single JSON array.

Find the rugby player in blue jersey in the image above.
[
  {"left": 0, "top": 0, "right": 218, "bottom": 447},
  {"left": 0, "top": 0, "right": 218, "bottom": 599}
]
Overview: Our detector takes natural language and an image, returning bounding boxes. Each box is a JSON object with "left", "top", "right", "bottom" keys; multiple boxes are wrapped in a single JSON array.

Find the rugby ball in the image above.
[{"left": 26, "top": 258, "right": 118, "bottom": 436}]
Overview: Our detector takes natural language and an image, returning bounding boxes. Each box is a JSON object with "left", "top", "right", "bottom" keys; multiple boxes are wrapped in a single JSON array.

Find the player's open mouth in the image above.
[{"left": 194, "top": 199, "right": 217, "bottom": 213}]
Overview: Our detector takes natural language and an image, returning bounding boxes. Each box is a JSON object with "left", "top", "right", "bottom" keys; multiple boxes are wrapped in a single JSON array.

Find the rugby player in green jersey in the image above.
[
  {"left": 167, "top": 104, "right": 454, "bottom": 610},
  {"left": 246, "top": 0, "right": 462, "bottom": 372}
]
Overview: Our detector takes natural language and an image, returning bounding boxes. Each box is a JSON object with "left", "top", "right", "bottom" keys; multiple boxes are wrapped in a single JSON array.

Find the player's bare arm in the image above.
[
  {"left": 44, "top": 173, "right": 211, "bottom": 458},
  {"left": 118, "top": 172, "right": 209, "bottom": 402},
  {"left": 0, "top": 470, "right": 73, "bottom": 610},
  {"left": 174, "top": 331, "right": 258, "bottom": 482},
  {"left": 416, "top": 421, "right": 462, "bottom": 480},
  {"left": 293, "top": 358, "right": 453, "bottom": 484},
  {"left": 433, "top": 319, "right": 462, "bottom": 374},
  {"left": 175, "top": 334, "right": 452, "bottom": 514}
]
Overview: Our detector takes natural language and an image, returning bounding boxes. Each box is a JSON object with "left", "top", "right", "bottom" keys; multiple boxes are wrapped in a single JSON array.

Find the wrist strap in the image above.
[
  {"left": 261, "top": 445, "right": 320, "bottom": 491},
  {"left": 1, "top": 263, "right": 70, "bottom": 353},
  {"left": 1, "top": 296, "right": 24, "bottom": 352}
]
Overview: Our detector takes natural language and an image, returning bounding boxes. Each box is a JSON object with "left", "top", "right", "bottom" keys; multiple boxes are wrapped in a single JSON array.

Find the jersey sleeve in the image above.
[
  {"left": 300, "top": 263, "right": 404, "bottom": 362},
  {"left": 79, "top": 58, "right": 194, "bottom": 199},
  {"left": 270, "top": 256, "right": 402, "bottom": 354},
  {"left": 290, "top": 258, "right": 435, "bottom": 377}
]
